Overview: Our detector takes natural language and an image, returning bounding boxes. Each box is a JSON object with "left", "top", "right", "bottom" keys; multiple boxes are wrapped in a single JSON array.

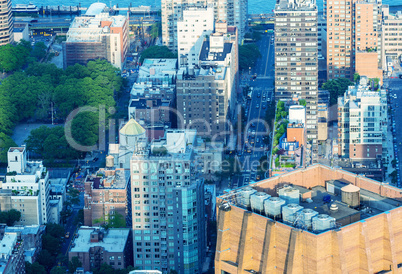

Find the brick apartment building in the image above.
[
  {"left": 83, "top": 167, "right": 130, "bottom": 227},
  {"left": 69, "top": 227, "right": 133, "bottom": 272}
]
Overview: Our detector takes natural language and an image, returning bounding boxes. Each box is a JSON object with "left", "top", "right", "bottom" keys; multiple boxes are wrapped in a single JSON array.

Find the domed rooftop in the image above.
[{"left": 119, "top": 118, "right": 146, "bottom": 136}]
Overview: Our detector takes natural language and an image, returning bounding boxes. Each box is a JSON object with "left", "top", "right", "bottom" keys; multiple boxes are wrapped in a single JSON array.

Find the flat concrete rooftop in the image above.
[{"left": 218, "top": 165, "right": 402, "bottom": 233}]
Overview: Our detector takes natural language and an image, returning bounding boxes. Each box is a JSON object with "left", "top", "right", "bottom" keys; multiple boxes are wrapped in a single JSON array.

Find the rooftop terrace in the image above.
[
  {"left": 218, "top": 165, "right": 402, "bottom": 234},
  {"left": 70, "top": 227, "right": 130, "bottom": 253},
  {"left": 86, "top": 168, "right": 129, "bottom": 190}
]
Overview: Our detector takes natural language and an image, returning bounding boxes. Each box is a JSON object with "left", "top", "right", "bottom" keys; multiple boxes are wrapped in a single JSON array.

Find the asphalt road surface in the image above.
[
  {"left": 236, "top": 33, "right": 275, "bottom": 188},
  {"left": 386, "top": 77, "right": 402, "bottom": 187}
]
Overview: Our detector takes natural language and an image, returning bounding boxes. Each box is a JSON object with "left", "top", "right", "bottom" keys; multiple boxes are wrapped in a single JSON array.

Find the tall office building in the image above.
[
  {"left": 130, "top": 129, "right": 206, "bottom": 273},
  {"left": 337, "top": 76, "right": 387, "bottom": 162},
  {"left": 325, "top": 0, "right": 382, "bottom": 81},
  {"left": 0, "top": 0, "right": 13, "bottom": 45},
  {"left": 161, "top": 0, "right": 247, "bottom": 50},
  {"left": 176, "top": 25, "right": 238, "bottom": 140},
  {"left": 274, "top": 0, "right": 319, "bottom": 159}
]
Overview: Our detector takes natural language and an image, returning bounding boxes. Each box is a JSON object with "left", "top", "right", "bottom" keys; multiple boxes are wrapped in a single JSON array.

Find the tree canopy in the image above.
[
  {"left": 0, "top": 39, "right": 48, "bottom": 73},
  {"left": 0, "top": 59, "right": 122, "bottom": 163},
  {"left": 25, "top": 126, "right": 80, "bottom": 160},
  {"left": 322, "top": 78, "right": 353, "bottom": 106},
  {"left": 139, "top": 46, "right": 177, "bottom": 64},
  {"left": 239, "top": 44, "right": 261, "bottom": 71},
  {"left": 25, "top": 262, "right": 46, "bottom": 274},
  {"left": 0, "top": 42, "right": 30, "bottom": 72},
  {"left": 0, "top": 209, "right": 21, "bottom": 226}
]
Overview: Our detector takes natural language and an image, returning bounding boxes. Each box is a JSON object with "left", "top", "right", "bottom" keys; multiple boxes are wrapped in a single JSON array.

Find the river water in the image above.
[{"left": 13, "top": 0, "right": 402, "bottom": 17}]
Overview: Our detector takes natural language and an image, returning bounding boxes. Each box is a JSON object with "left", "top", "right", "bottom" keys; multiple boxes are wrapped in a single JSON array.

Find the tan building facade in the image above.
[
  {"left": 215, "top": 164, "right": 402, "bottom": 273},
  {"left": 355, "top": 52, "right": 383, "bottom": 84},
  {"left": 326, "top": 0, "right": 382, "bottom": 81}
]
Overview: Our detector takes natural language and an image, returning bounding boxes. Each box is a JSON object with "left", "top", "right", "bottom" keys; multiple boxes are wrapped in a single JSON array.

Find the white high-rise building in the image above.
[
  {"left": 177, "top": 6, "right": 214, "bottom": 67},
  {"left": 161, "top": 0, "right": 247, "bottom": 50},
  {"left": 0, "top": 147, "right": 52, "bottom": 225},
  {"left": 337, "top": 76, "right": 388, "bottom": 162}
]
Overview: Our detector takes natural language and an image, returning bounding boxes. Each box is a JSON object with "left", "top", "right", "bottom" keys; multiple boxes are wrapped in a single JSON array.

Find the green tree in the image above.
[
  {"left": 25, "top": 262, "right": 46, "bottom": 274},
  {"left": 298, "top": 99, "right": 307, "bottom": 107},
  {"left": 74, "top": 209, "right": 84, "bottom": 225},
  {"left": 68, "top": 256, "right": 82, "bottom": 274},
  {"left": 93, "top": 263, "right": 115, "bottom": 274},
  {"left": 46, "top": 223, "right": 65, "bottom": 239},
  {"left": 150, "top": 22, "right": 161, "bottom": 39},
  {"left": 37, "top": 249, "right": 56, "bottom": 270},
  {"left": 239, "top": 44, "right": 261, "bottom": 71},
  {"left": 0, "top": 133, "right": 17, "bottom": 164},
  {"left": 31, "top": 42, "right": 47, "bottom": 61},
  {"left": 71, "top": 112, "right": 99, "bottom": 147},
  {"left": 0, "top": 43, "right": 29, "bottom": 72},
  {"left": 68, "top": 187, "right": 81, "bottom": 206},
  {"left": 353, "top": 73, "right": 360, "bottom": 83},
  {"left": 139, "top": 46, "right": 177, "bottom": 64},
  {"left": 0, "top": 209, "right": 21, "bottom": 226},
  {"left": 50, "top": 266, "right": 68, "bottom": 274},
  {"left": 25, "top": 126, "right": 80, "bottom": 161},
  {"left": 322, "top": 78, "right": 354, "bottom": 106},
  {"left": 42, "top": 234, "right": 61, "bottom": 255}
]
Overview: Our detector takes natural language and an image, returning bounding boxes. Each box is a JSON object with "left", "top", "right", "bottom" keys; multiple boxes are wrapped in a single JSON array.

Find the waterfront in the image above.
[{"left": 13, "top": 0, "right": 402, "bottom": 15}]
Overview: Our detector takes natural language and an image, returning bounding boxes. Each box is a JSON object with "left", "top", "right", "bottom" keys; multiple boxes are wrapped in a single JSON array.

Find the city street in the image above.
[
  {"left": 61, "top": 192, "right": 84, "bottom": 256},
  {"left": 385, "top": 77, "right": 402, "bottom": 187},
  {"left": 236, "top": 33, "right": 275, "bottom": 187}
]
